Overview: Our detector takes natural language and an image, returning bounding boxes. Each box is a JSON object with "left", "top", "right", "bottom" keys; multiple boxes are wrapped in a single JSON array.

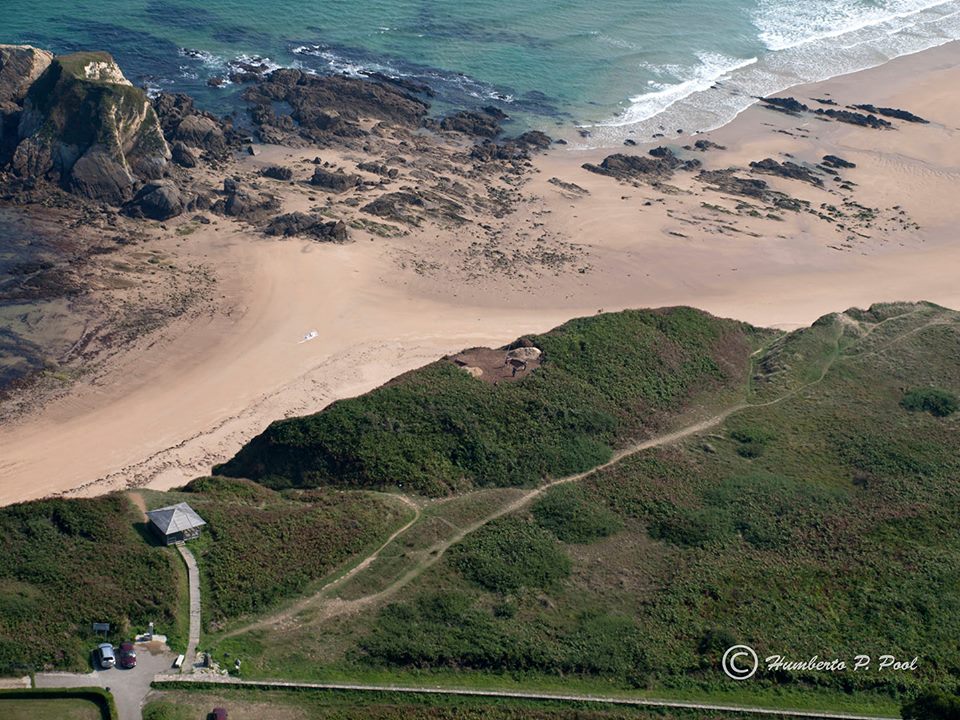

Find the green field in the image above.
[
  {"left": 0, "top": 697, "right": 102, "bottom": 720},
  {"left": 206, "top": 302, "right": 959, "bottom": 711}
]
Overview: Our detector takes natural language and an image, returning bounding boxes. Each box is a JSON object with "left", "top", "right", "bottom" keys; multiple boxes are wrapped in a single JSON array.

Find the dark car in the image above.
[
  {"left": 118, "top": 642, "right": 137, "bottom": 669},
  {"left": 209, "top": 709, "right": 228, "bottom": 720}
]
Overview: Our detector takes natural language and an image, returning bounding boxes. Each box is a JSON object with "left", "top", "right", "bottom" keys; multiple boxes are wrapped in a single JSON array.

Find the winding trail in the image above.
[{"left": 220, "top": 319, "right": 850, "bottom": 638}]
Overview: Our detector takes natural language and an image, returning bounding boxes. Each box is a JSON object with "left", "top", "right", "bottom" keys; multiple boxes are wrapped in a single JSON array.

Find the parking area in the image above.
[{"left": 35, "top": 640, "right": 176, "bottom": 720}]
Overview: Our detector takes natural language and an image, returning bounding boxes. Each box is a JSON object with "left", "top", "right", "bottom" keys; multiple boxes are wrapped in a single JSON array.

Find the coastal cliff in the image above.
[{"left": 0, "top": 47, "right": 169, "bottom": 203}]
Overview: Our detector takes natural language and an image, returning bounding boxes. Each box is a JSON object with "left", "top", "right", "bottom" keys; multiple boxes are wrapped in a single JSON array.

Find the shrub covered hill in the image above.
[
  {"left": 217, "top": 307, "right": 771, "bottom": 495},
  {"left": 215, "top": 301, "right": 959, "bottom": 700}
]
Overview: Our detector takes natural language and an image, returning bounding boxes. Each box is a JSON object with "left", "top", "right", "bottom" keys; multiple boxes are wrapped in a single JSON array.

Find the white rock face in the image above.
[
  {"left": 0, "top": 45, "right": 54, "bottom": 109},
  {"left": 83, "top": 60, "right": 132, "bottom": 85},
  {"left": 507, "top": 347, "right": 542, "bottom": 361}
]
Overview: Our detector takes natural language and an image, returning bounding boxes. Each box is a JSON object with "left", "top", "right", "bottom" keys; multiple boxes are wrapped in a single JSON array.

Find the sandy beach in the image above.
[{"left": 1, "top": 41, "right": 958, "bottom": 506}]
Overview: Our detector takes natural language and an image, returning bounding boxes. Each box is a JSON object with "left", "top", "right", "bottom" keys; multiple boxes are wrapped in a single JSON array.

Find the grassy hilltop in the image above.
[{"left": 216, "top": 307, "right": 769, "bottom": 495}]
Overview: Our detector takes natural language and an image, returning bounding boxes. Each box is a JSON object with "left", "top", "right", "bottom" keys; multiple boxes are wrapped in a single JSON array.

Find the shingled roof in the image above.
[{"left": 146, "top": 502, "right": 206, "bottom": 535}]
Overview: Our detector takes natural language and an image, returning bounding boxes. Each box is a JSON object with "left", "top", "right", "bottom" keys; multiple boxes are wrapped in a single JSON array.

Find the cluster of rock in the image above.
[
  {"left": 749, "top": 158, "right": 823, "bottom": 187},
  {"left": 759, "top": 95, "right": 927, "bottom": 129},
  {"left": 582, "top": 146, "right": 701, "bottom": 183},
  {"left": 240, "top": 69, "right": 431, "bottom": 144},
  {"left": 264, "top": 212, "right": 348, "bottom": 242}
]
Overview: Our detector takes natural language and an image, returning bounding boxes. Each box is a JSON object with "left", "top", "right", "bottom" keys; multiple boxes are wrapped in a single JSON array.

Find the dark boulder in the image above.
[
  {"left": 264, "top": 212, "right": 349, "bottom": 242},
  {"left": 749, "top": 158, "right": 823, "bottom": 186},
  {"left": 437, "top": 109, "right": 503, "bottom": 138},
  {"left": 582, "top": 149, "right": 698, "bottom": 182},
  {"left": 814, "top": 108, "right": 891, "bottom": 129},
  {"left": 68, "top": 147, "right": 137, "bottom": 203},
  {"left": 310, "top": 167, "right": 361, "bottom": 192},
  {"left": 171, "top": 141, "right": 198, "bottom": 168},
  {"left": 853, "top": 104, "right": 928, "bottom": 124},
  {"left": 174, "top": 114, "right": 228, "bottom": 157},
  {"left": 124, "top": 180, "right": 185, "bottom": 220},
  {"left": 261, "top": 165, "right": 293, "bottom": 181},
  {"left": 760, "top": 96, "right": 809, "bottom": 115},
  {"left": 822, "top": 155, "right": 856, "bottom": 169}
]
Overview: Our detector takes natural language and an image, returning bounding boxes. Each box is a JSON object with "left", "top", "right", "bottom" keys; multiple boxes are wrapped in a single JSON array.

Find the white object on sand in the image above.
[{"left": 299, "top": 330, "right": 319, "bottom": 343}]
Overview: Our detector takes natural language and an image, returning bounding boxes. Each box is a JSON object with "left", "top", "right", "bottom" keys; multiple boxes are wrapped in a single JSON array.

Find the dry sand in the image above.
[{"left": 1, "top": 42, "right": 959, "bottom": 505}]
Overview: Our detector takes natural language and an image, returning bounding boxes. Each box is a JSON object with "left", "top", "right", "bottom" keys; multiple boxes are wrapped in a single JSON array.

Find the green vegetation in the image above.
[
  {"left": 217, "top": 308, "right": 761, "bottom": 495},
  {"left": 900, "top": 388, "right": 958, "bottom": 417},
  {"left": 0, "top": 688, "right": 117, "bottom": 720},
  {"left": 902, "top": 691, "right": 960, "bottom": 720},
  {"left": 532, "top": 485, "right": 622, "bottom": 543},
  {"left": 146, "top": 684, "right": 758, "bottom": 720},
  {"left": 0, "top": 494, "right": 179, "bottom": 673},
  {"left": 169, "top": 477, "right": 413, "bottom": 629},
  {"left": 211, "top": 302, "right": 960, "bottom": 707},
  {"left": 26, "top": 52, "right": 164, "bottom": 156},
  {"left": 142, "top": 700, "right": 192, "bottom": 720},
  {"left": 449, "top": 516, "right": 571, "bottom": 593}
]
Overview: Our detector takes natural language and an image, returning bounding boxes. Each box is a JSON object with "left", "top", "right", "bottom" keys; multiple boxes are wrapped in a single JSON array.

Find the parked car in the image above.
[
  {"left": 118, "top": 641, "right": 137, "bottom": 669},
  {"left": 94, "top": 643, "right": 115, "bottom": 669},
  {"left": 208, "top": 709, "right": 228, "bottom": 720}
]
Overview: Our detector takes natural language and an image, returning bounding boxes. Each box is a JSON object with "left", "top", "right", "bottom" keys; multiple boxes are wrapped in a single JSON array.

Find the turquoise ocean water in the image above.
[
  {"left": 4, "top": 0, "right": 960, "bottom": 141},
  {"left": 2, "top": 1, "right": 960, "bottom": 388}
]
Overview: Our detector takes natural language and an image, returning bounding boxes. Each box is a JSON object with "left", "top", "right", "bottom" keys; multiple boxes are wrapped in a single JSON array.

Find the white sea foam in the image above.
[
  {"left": 594, "top": 54, "right": 758, "bottom": 128},
  {"left": 586, "top": 0, "right": 960, "bottom": 145},
  {"left": 754, "top": 0, "right": 956, "bottom": 51}
]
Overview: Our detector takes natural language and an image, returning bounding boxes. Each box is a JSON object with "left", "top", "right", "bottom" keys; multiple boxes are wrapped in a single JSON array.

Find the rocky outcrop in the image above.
[
  {"left": 264, "top": 212, "right": 349, "bottom": 242},
  {"left": 814, "top": 107, "right": 891, "bottom": 129},
  {"left": 2, "top": 49, "right": 170, "bottom": 203},
  {"left": 470, "top": 130, "right": 553, "bottom": 163},
  {"left": 749, "top": 158, "right": 823, "bottom": 186},
  {"left": 242, "top": 70, "right": 431, "bottom": 143},
  {"left": 213, "top": 178, "right": 280, "bottom": 221},
  {"left": 582, "top": 148, "right": 699, "bottom": 182},
  {"left": 124, "top": 180, "right": 186, "bottom": 220},
  {"left": 759, "top": 96, "right": 808, "bottom": 115},
  {"left": 0, "top": 45, "right": 53, "bottom": 111},
  {"left": 852, "top": 104, "right": 928, "bottom": 124},
  {"left": 261, "top": 165, "right": 293, "bottom": 181},
  {"left": 434, "top": 108, "right": 505, "bottom": 138},
  {"left": 697, "top": 169, "right": 770, "bottom": 200},
  {"left": 821, "top": 155, "right": 856, "bottom": 170},
  {"left": 310, "top": 167, "right": 361, "bottom": 192},
  {"left": 152, "top": 92, "right": 234, "bottom": 160}
]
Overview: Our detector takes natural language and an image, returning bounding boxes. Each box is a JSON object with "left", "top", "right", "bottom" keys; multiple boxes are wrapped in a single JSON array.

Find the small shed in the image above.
[{"left": 146, "top": 502, "right": 206, "bottom": 545}]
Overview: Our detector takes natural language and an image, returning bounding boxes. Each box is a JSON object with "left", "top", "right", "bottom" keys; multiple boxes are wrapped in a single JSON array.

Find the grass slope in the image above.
[
  {"left": 357, "top": 303, "right": 960, "bottom": 695},
  {"left": 213, "top": 302, "right": 960, "bottom": 707},
  {"left": 152, "top": 477, "right": 413, "bottom": 630},
  {"left": 217, "top": 308, "right": 764, "bottom": 496},
  {"left": 0, "top": 494, "right": 180, "bottom": 674}
]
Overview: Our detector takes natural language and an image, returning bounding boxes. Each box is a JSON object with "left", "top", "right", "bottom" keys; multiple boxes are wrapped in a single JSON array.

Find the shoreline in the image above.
[{"left": 1, "top": 41, "right": 959, "bottom": 506}]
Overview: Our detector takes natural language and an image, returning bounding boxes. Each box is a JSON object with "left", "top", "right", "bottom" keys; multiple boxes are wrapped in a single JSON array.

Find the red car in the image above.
[{"left": 118, "top": 642, "right": 137, "bottom": 669}]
